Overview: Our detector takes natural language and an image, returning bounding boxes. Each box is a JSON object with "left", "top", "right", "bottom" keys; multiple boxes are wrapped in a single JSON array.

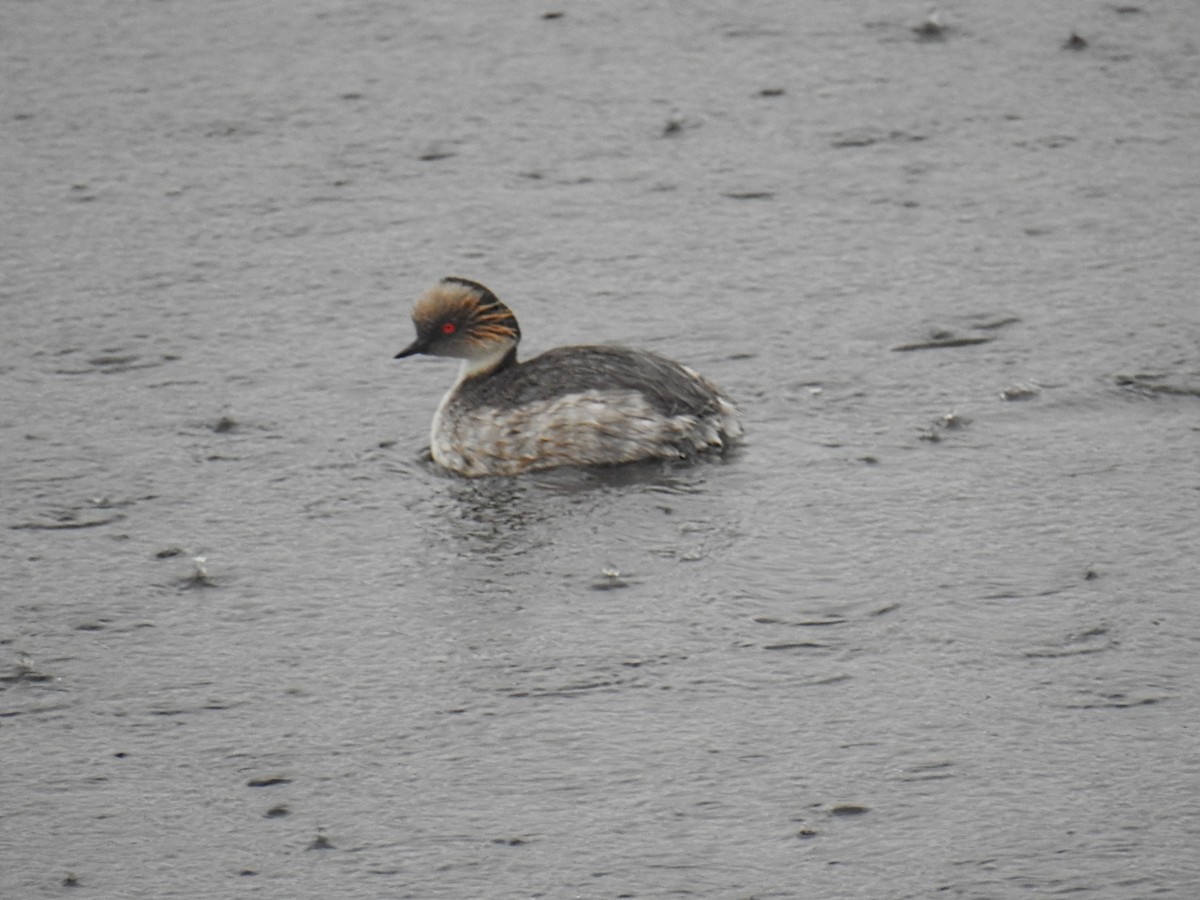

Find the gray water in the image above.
[{"left": 3, "top": 1, "right": 1199, "bottom": 897}]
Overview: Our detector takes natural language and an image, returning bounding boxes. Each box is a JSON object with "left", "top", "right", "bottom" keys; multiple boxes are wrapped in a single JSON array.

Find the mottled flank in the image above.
[
  {"left": 397, "top": 279, "right": 742, "bottom": 476},
  {"left": 434, "top": 386, "right": 742, "bottom": 477}
]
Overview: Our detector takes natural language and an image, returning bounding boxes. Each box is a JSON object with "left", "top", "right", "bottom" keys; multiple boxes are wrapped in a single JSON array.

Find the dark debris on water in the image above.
[
  {"left": 919, "top": 411, "right": 970, "bottom": 443},
  {"left": 11, "top": 513, "right": 125, "bottom": 531},
  {"left": 307, "top": 831, "right": 335, "bottom": 851},
  {"left": 829, "top": 803, "right": 871, "bottom": 817},
  {"left": 1, "top": 659, "right": 55, "bottom": 686},
  {"left": 893, "top": 334, "right": 991, "bottom": 352},
  {"left": 1115, "top": 373, "right": 1200, "bottom": 399},
  {"left": 912, "top": 12, "right": 947, "bottom": 41},
  {"left": 893, "top": 316, "right": 1018, "bottom": 352}
]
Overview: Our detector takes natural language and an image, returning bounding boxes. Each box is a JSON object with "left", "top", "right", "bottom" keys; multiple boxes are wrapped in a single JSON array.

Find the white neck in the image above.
[{"left": 459, "top": 343, "right": 513, "bottom": 379}]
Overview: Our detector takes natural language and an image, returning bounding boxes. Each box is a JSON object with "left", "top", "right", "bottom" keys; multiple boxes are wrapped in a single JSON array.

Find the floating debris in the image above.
[
  {"left": 12, "top": 510, "right": 125, "bottom": 530},
  {"left": 893, "top": 334, "right": 991, "bottom": 352},
  {"left": 591, "top": 565, "right": 631, "bottom": 591},
  {"left": 999, "top": 383, "right": 1041, "bottom": 401},
  {"left": 52, "top": 352, "right": 176, "bottom": 375},
  {"left": 87, "top": 495, "right": 131, "bottom": 510},
  {"left": 1115, "top": 374, "right": 1200, "bottom": 398},
  {"left": 919, "top": 411, "right": 970, "bottom": 442},
  {"left": 972, "top": 315, "right": 1021, "bottom": 331},
  {"left": 89, "top": 353, "right": 138, "bottom": 368},
  {"left": 829, "top": 803, "right": 870, "bottom": 817},
  {"left": 830, "top": 128, "right": 927, "bottom": 149},
  {"left": 1, "top": 654, "right": 55, "bottom": 685},
  {"left": 763, "top": 641, "right": 827, "bottom": 652},
  {"left": 913, "top": 9, "right": 946, "bottom": 40},
  {"left": 180, "top": 555, "right": 217, "bottom": 589},
  {"left": 307, "top": 830, "right": 335, "bottom": 851},
  {"left": 246, "top": 776, "right": 292, "bottom": 788},
  {"left": 831, "top": 130, "right": 880, "bottom": 148},
  {"left": 1063, "top": 32, "right": 1088, "bottom": 50}
]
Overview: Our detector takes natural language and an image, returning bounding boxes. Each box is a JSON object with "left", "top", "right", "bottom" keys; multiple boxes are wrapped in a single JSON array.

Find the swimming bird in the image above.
[{"left": 394, "top": 277, "right": 742, "bottom": 477}]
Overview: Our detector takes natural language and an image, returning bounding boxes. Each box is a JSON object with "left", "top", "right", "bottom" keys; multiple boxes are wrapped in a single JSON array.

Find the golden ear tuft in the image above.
[{"left": 410, "top": 279, "right": 521, "bottom": 347}]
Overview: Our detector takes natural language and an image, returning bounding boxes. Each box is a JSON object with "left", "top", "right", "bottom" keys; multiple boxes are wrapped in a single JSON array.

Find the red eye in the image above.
[{"left": 441, "top": 321, "right": 457, "bottom": 335}]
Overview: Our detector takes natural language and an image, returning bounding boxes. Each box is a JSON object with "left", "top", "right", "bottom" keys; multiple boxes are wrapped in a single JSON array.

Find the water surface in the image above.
[{"left": 3, "top": 1, "right": 1199, "bottom": 897}]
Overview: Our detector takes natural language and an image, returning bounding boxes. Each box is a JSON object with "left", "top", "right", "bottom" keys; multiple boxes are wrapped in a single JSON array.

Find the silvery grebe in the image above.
[{"left": 395, "top": 277, "right": 742, "bottom": 477}]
